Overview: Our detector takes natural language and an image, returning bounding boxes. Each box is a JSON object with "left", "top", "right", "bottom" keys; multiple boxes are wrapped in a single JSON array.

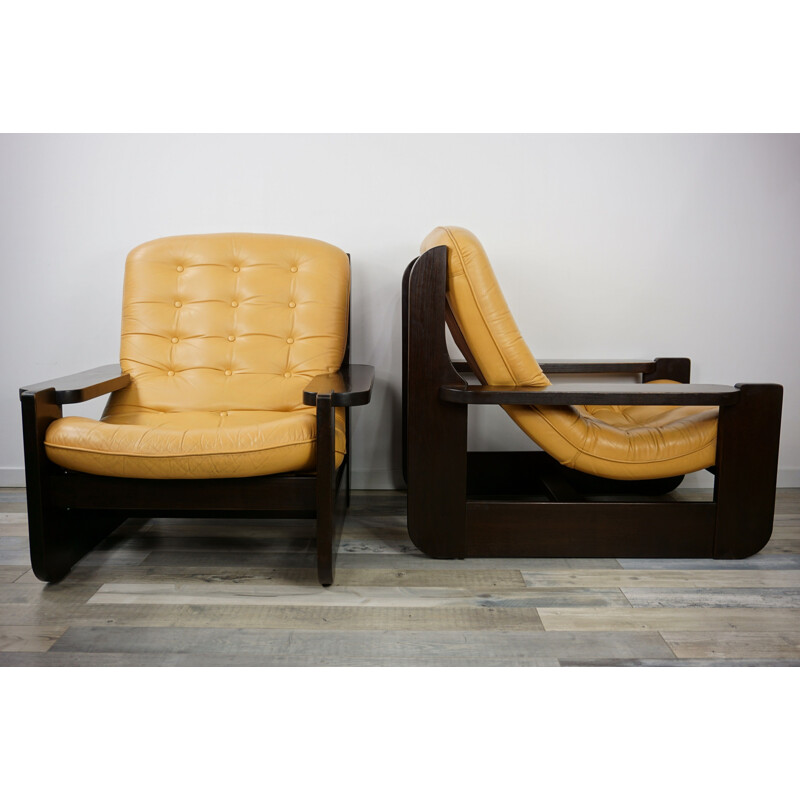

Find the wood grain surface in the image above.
[{"left": 2, "top": 488, "right": 799, "bottom": 666}]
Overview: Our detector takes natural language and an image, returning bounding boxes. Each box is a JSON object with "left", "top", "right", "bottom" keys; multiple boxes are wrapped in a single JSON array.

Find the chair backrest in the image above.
[
  {"left": 420, "top": 226, "right": 549, "bottom": 388},
  {"left": 108, "top": 233, "right": 350, "bottom": 415}
]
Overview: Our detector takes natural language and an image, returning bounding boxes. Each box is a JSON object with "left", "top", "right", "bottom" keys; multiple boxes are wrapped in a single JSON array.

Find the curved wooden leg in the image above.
[
  {"left": 29, "top": 508, "right": 127, "bottom": 582},
  {"left": 22, "top": 388, "right": 125, "bottom": 582},
  {"left": 714, "top": 383, "right": 783, "bottom": 558}
]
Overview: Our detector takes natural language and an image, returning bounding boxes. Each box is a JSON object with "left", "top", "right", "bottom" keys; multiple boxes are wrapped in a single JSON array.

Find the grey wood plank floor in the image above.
[{"left": 1, "top": 487, "right": 799, "bottom": 667}]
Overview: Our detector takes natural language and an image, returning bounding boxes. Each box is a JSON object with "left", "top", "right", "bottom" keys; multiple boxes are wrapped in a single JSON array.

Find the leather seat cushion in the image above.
[
  {"left": 422, "top": 226, "right": 718, "bottom": 480},
  {"left": 507, "top": 392, "right": 718, "bottom": 480},
  {"left": 45, "top": 408, "right": 346, "bottom": 480}
]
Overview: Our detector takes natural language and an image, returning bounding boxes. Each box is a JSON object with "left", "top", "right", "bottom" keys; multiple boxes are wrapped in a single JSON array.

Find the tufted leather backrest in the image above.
[
  {"left": 106, "top": 233, "right": 350, "bottom": 416},
  {"left": 420, "top": 226, "right": 549, "bottom": 388}
]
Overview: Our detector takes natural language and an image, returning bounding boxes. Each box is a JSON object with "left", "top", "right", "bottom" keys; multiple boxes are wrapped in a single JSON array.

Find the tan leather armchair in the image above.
[
  {"left": 403, "top": 226, "right": 782, "bottom": 559},
  {"left": 21, "top": 233, "right": 373, "bottom": 585}
]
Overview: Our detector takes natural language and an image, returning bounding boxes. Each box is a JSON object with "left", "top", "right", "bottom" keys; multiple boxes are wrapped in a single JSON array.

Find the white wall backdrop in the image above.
[{"left": 1, "top": 134, "right": 798, "bottom": 488}]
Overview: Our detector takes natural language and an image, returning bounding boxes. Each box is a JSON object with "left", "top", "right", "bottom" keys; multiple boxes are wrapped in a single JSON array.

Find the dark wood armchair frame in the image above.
[
  {"left": 20, "top": 312, "right": 374, "bottom": 587},
  {"left": 403, "top": 245, "right": 783, "bottom": 560}
]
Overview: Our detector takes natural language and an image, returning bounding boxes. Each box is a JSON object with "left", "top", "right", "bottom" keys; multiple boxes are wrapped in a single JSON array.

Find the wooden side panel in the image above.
[
  {"left": 405, "top": 247, "right": 468, "bottom": 558},
  {"left": 21, "top": 391, "right": 125, "bottom": 581},
  {"left": 714, "top": 383, "right": 783, "bottom": 558}
]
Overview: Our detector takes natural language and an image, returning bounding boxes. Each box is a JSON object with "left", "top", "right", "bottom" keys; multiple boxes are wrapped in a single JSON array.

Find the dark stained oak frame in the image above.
[
  {"left": 402, "top": 245, "right": 783, "bottom": 560},
  {"left": 20, "top": 302, "right": 374, "bottom": 588}
]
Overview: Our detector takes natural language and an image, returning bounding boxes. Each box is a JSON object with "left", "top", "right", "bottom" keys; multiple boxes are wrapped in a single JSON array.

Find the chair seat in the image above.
[
  {"left": 507, "top": 389, "right": 718, "bottom": 480},
  {"left": 45, "top": 408, "right": 346, "bottom": 480}
]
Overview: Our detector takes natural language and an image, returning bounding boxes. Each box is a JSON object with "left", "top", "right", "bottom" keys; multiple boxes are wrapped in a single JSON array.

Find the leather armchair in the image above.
[
  {"left": 403, "top": 226, "right": 782, "bottom": 560},
  {"left": 21, "top": 233, "right": 374, "bottom": 585}
]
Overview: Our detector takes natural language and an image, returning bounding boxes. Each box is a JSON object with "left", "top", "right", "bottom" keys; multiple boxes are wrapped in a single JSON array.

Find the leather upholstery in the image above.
[
  {"left": 421, "top": 226, "right": 718, "bottom": 480},
  {"left": 421, "top": 227, "right": 550, "bottom": 389},
  {"left": 46, "top": 233, "right": 349, "bottom": 479}
]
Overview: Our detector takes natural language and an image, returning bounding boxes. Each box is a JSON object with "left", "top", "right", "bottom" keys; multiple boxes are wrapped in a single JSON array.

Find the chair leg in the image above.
[
  {"left": 316, "top": 397, "right": 344, "bottom": 586},
  {"left": 345, "top": 406, "right": 351, "bottom": 509},
  {"left": 28, "top": 507, "right": 127, "bottom": 582},
  {"left": 21, "top": 388, "right": 125, "bottom": 581},
  {"left": 714, "top": 383, "right": 783, "bottom": 558}
]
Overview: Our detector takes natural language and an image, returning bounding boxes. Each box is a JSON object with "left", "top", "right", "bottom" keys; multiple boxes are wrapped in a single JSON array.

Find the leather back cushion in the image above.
[
  {"left": 420, "top": 226, "right": 549, "bottom": 387},
  {"left": 108, "top": 233, "right": 350, "bottom": 415}
]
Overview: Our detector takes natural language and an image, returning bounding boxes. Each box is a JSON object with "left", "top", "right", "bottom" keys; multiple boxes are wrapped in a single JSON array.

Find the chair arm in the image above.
[
  {"left": 19, "top": 364, "right": 131, "bottom": 405},
  {"left": 538, "top": 359, "right": 658, "bottom": 374},
  {"left": 439, "top": 382, "right": 740, "bottom": 406},
  {"left": 303, "top": 365, "right": 375, "bottom": 407},
  {"left": 453, "top": 358, "right": 686, "bottom": 375}
]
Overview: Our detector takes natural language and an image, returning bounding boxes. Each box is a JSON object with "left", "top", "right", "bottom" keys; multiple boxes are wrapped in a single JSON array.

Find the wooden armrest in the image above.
[
  {"left": 439, "top": 382, "right": 740, "bottom": 406},
  {"left": 538, "top": 359, "right": 657, "bottom": 374},
  {"left": 303, "top": 365, "right": 375, "bottom": 407},
  {"left": 19, "top": 364, "right": 130, "bottom": 404},
  {"left": 453, "top": 357, "right": 687, "bottom": 375}
]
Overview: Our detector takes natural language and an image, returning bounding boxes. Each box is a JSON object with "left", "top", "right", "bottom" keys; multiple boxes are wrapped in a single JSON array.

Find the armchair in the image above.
[
  {"left": 402, "top": 226, "right": 782, "bottom": 559},
  {"left": 21, "top": 233, "right": 374, "bottom": 586}
]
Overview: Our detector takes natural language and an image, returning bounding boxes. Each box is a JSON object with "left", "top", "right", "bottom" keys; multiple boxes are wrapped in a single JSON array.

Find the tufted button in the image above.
[
  {"left": 290, "top": 266, "right": 298, "bottom": 273},
  {"left": 288, "top": 301, "right": 296, "bottom": 308},
  {"left": 219, "top": 411, "right": 228, "bottom": 417},
  {"left": 286, "top": 337, "right": 294, "bottom": 344},
  {"left": 227, "top": 335, "right": 236, "bottom": 342},
  {"left": 174, "top": 301, "right": 182, "bottom": 308},
  {"left": 224, "top": 369, "right": 232, "bottom": 376},
  {"left": 176, "top": 265, "right": 184, "bottom": 272},
  {"left": 232, "top": 266, "right": 240, "bottom": 273},
  {"left": 167, "top": 370, "right": 175, "bottom": 377},
  {"left": 171, "top": 337, "right": 178, "bottom": 343},
  {"left": 284, "top": 372, "right": 291, "bottom": 378},
  {"left": 231, "top": 301, "right": 238, "bottom": 308}
]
